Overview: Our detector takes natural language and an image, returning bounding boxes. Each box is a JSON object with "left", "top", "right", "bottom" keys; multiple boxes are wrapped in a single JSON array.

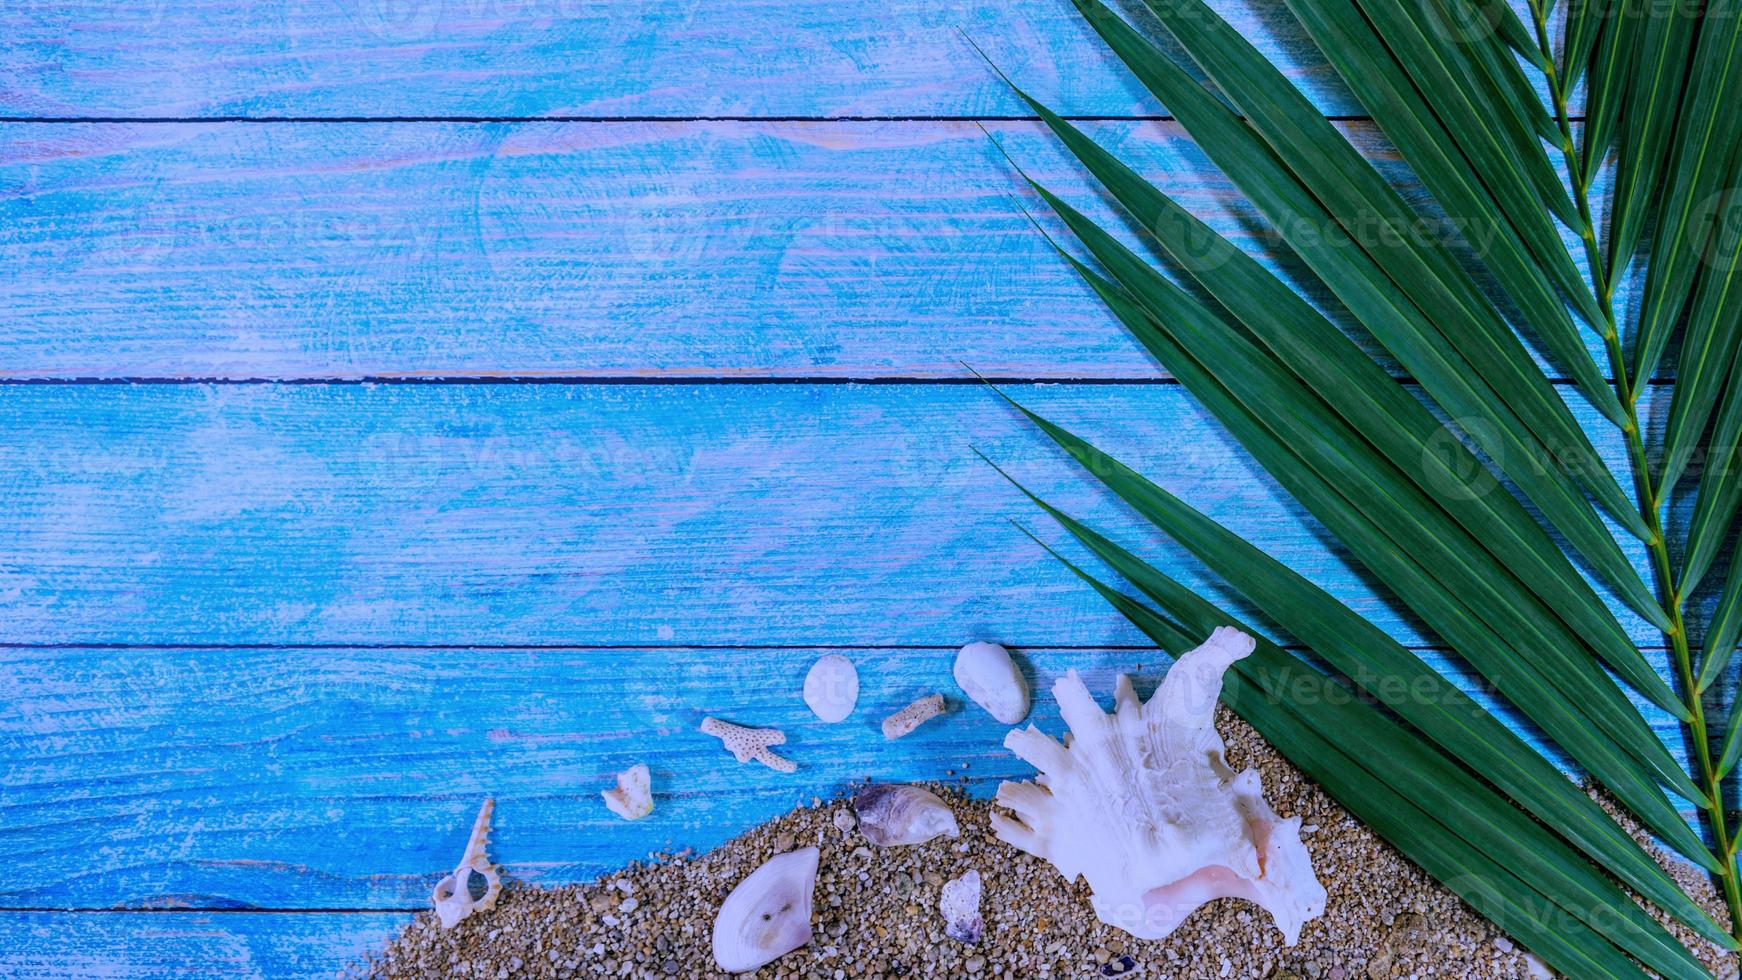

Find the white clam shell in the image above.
[
  {"left": 939, "top": 869, "right": 983, "bottom": 944},
  {"left": 710, "top": 847, "right": 819, "bottom": 973},
  {"left": 851, "top": 783, "right": 961, "bottom": 847},
  {"left": 992, "top": 627, "right": 1327, "bottom": 944},
  {"left": 602, "top": 764, "right": 653, "bottom": 821},
  {"left": 953, "top": 641, "right": 1030, "bottom": 724},
  {"left": 802, "top": 654, "right": 859, "bottom": 723}
]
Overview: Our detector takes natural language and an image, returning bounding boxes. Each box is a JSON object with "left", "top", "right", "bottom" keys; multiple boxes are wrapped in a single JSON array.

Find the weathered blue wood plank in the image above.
[
  {"left": 0, "top": 0, "right": 1366, "bottom": 119},
  {"left": 0, "top": 644, "right": 1689, "bottom": 909},
  {"left": 0, "top": 911, "right": 406, "bottom": 979},
  {"left": 0, "top": 383, "right": 1663, "bottom": 649},
  {"left": 0, "top": 121, "right": 1632, "bottom": 381}
]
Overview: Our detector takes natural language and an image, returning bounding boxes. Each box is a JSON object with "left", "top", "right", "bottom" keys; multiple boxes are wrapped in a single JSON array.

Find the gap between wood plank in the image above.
[
  {"left": 0, "top": 114, "right": 1588, "bottom": 124},
  {"left": 0, "top": 376, "right": 1654, "bottom": 386},
  {"left": 0, "top": 908, "right": 410, "bottom": 915},
  {"left": 0, "top": 642, "right": 1672, "bottom": 651}
]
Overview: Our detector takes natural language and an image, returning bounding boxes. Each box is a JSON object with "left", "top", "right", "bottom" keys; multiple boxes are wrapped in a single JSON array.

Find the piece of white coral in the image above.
[
  {"left": 991, "top": 627, "right": 1326, "bottom": 944},
  {"left": 880, "top": 693, "right": 945, "bottom": 740},
  {"left": 700, "top": 717, "right": 797, "bottom": 773},
  {"left": 602, "top": 764, "right": 653, "bottom": 820}
]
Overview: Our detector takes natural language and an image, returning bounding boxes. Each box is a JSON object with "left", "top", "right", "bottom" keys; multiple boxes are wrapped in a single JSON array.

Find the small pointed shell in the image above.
[
  {"left": 711, "top": 847, "right": 819, "bottom": 973},
  {"left": 881, "top": 693, "right": 946, "bottom": 739},
  {"left": 953, "top": 641, "right": 1029, "bottom": 724},
  {"left": 939, "top": 869, "right": 983, "bottom": 944},
  {"left": 602, "top": 764, "right": 653, "bottom": 821},
  {"left": 431, "top": 799, "right": 502, "bottom": 930},
  {"left": 802, "top": 654, "right": 859, "bottom": 723},
  {"left": 851, "top": 783, "right": 961, "bottom": 847}
]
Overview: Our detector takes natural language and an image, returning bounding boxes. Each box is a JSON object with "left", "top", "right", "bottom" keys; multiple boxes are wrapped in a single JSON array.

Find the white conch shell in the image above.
[
  {"left": 880, "top": 693, "right": 946, "bottom": 739},
  {"left": 939, "top": 869, "right": 983, "bottom": 944},
  {"left": 701, "top": 716, "right": 797, "bottom": 773},
  {"left": 802, "top": 654, "right": 859, "bottom": 723},
  {"left": 851, "top": 783, "right": 961, "bottom": 847},
  {"left": 602, "top": 764, "right": 653, "bottom": 820},
  {"left": 953, "top": 641, "right": 1030, "bottom": 724},
  {"left": 992, "top": 627, "right": 1326, "bottom": 944},
  {"left": 431, "top": 799, "right": 503, "bottom": 930},
  {"left": 711, "top": 847, "right": 819, "bottom": 973}
]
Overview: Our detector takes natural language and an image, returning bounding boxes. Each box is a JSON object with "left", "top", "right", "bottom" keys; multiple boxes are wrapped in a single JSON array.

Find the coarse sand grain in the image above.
[{"left": 356, "top": 709, "right": 1739, "bottom": 980}]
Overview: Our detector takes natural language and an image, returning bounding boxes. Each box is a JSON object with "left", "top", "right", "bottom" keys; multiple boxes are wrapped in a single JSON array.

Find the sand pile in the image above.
[{"left": 358, "top": 710, "right": 1735, "bottom": 979}]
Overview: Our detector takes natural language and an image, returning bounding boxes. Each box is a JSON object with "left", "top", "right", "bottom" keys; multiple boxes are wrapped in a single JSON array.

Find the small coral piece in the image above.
[
  {"left": 602, "top": 763, "right": 653, "bottom": 821},
  {"left": 993, "top": 627, "right": 1326, "bottom": 944},
  {"left": 881, "top": 693, "right": 946, "bottom": 739},
  {"left": 701, "top": 716, "right": 797, "bottom": 773},
  {"left": 431, "top": 798, "right": 503, "bottom": 930}
]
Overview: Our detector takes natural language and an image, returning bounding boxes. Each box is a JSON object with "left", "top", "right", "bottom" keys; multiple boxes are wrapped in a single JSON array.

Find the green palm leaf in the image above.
[
  {"left": 1018, "top": 179, "right": 1696, "bottom": 759},
  {"left": 1663, "top": 173, "right": 1742, "bottom": 495},
  {"left": 1348, "top": 0, "right": 1579, "bottom": 232},
  {"left": 1684, "top": 360, "right": 1742, "bottom": 596},
  {"left": 970, "top": 0, "right": 1742, "bottom": 966},
  {"left": 1464, "top": 0, "right": 1544, "bottom": 64},
  {"left": 1584, "top": 0, "right": 1639, "bottom": 170},
  {"left": 1119, "top": 0, "right": 1643, "bottom": 499},
  {"left": 1608, "top": 0, "right": 1700, "bottom": 286},
  {"left": 1632, "top": 0, "right": 1742, "bottom": 391},
  {"left": 1697, "top": 540, "right": 1742, "bottom": 693},
  {"left": 991, "top": 82, "right": 1678, "bottom": 715},
  {"left": 1068, "top": 0, "right": 1666, "bottom": 612},
  {"left": 1436, "top": 0, "right": 1560, "bottom": 147},
  {"left": 1563, "top": 0, "right": 1615, "bottom": 88},
  {"left": 1718, "top": 708, "right": 1742, "bottom": 783},
  {"left": 1292, "top": 0, "right": 1611, "bottom": 385}
]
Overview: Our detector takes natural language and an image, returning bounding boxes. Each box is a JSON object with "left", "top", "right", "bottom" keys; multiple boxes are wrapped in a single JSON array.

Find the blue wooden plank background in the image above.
[
  {"left": 0, "top": 120, "right": 1637, "bottom": 381},
  {"left": 0, "top": 0, "right": 1688, "bottom": 976},
  {"left": 1, "top": 0, "right": 1367, "bottom": 118}
]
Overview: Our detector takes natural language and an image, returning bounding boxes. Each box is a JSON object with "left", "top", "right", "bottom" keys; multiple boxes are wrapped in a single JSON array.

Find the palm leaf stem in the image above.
[{"left": 1531, "top": 0, "right": 1742, "bottom": 938}]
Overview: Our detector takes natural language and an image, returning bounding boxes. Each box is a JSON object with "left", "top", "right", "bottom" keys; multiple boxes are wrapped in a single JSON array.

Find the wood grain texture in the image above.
[
  {"left": 0, "top": 911, "right": 406, "bottom": 978},
  {"left": 0, "top": 643, "right": 1687, "bottom": 909},
  {"left": 0, "top": 120, "right": 1632, "bottom": 381},
  {"left": 0, "top": 0, "right": 1368, "bottom": 119},
  {"left": 0, "top": 382, "right": 1664, "bottom": 650}
]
